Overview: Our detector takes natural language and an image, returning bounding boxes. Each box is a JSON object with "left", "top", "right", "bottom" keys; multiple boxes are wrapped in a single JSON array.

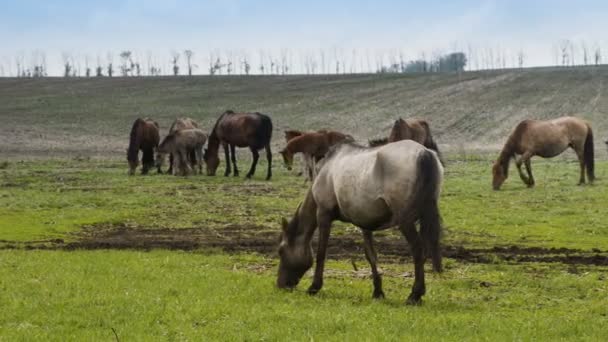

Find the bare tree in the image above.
[
  {"left": 84, "top": 55, "right": 91, "bottom": 77},
  {"left": 171, "top": 52, "right": 180, "bottom": 76},
  {"left": 517, "top": 49, "right": 525, "bottom": 69},
  {"left": 595, "top": 45, "right": 602, "bottom": 65},
  {"left": 96, "top": 55, "right": 103, "bottom": 77},
  {"left": 560, "top": 40, "right": 570, "bottom": 66},
  {"left": 119, "top": 51, "right": 132, "bottom": 76},
  {"left": 184, "top": 49, "right": 194, "bottom": 76},
  {"left": 107, "top": 52, "right": 114, "bottom": 77},
  {"left": 581, "top": 41, "right": 589, "bottom": 65},
  {"left": 62, "top": 52, "right": 72, "bottom": 77}
]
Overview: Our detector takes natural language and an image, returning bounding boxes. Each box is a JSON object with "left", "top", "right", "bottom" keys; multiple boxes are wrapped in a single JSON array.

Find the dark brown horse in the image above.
[
  {"left": 127, "top": 118, "right": 160, "bottom": 175},
  {"left": 204, "top": 110, "right": 273, "bottom": 180},
  {"left": 492, "top": 116, "right": 595, "bottom": 190},
  {"left": 369, "top": 118, "right": 443, "bottom": 163},
  {"left": 164, "top": 118, "right": 199, "bottom": 174}
]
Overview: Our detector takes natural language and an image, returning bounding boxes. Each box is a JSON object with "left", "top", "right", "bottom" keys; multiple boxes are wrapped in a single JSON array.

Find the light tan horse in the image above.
[
  {"left": 157, "top": 128, "right": 207, "bottom": 176},
  {"left": 280, "top": 130, "right": 352, "bottom": 180},
  {"left": 277, "top": 140, "right": 443, "bottom": 305},
  {"left": 162, "top": 118, "right": 199, "bottom": 174},
  {"left": 492, "top": 116, "right": 595, "bottom": 190},
  {"left": 369, "top": 118, "right": 443, "bottom": 164}
]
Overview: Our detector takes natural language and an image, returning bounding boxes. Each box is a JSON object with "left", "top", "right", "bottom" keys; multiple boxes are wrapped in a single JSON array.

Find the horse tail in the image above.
[
  {"left": 584, "top": 123, "right": 595, "bottom": 182},
  {"left": 415, "top": 150, "right": 443, "bottom": 273},
  {"left": 257, "top": 113, "right": 273, "bottom": 147},
  {"left": 127, "top": 118, "right": 144, "bottom": 162}
]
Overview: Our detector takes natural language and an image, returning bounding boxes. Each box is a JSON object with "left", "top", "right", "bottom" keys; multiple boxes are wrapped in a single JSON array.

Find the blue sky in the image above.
[{"left": 1, "top": 0, "right": 608, "bottom": 75}]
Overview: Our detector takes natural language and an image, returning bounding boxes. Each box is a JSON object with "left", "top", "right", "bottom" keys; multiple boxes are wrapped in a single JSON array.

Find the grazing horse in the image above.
[
  {"left": 204, "top": 110, "right": 273, "bottom": 180},
  {"left": 284, "top": 129, "right": 331, "bottom": 181},
  {"left": 492, "top": 116, "right": 595, "bottom": 190},
  {"left": 277, "top": 140, "right": 444, "bottom": 305},
  {"left": 280, "top": 130, "right": 352, "bottom": 180},
  {"left": 369, "top": 118, "right": 443, "bottom": 164},
  {"left": 156, "top": 129, "right": 207, "bottom": 176},
  {"left": 163, "top": 118, "right": 199, "bottom": 174},
  {"left": 127, "top": 118, "right": 160, "bottom": 175}
]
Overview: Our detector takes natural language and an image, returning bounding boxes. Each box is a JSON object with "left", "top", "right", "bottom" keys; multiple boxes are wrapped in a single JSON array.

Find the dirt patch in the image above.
[{"left": 2, "top": 223, "right": 607, "bottom": 266}]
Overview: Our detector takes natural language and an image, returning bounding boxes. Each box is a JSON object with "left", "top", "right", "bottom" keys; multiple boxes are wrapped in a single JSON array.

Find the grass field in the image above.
[
  {"left": 1, "top": 70, "right": 608, "bottom": 340},
  {"left": 1, "top": 155, "right": 607, "bottom": 340}
]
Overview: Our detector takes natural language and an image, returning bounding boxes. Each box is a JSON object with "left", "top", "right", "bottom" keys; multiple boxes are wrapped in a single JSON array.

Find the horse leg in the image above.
[
  {"left": 141, "top": 147, "right": 152, "bottom": 175},
  {"left": 362, "top": 230, "right": 385, "bottom": 299},
  {"left": 574, "top": 146, "right": 586, "bottom": 185},
  {"left": 196, "top": 147, "right": 203, "bottom": 175},
  {"left": 230, "top": 144, "right": 239, "bottom": 177},
  {"left": 521, "top": 152, "right": 534, "bottom": 187},
  {"left": 265, "top": 144, "right": 272, "bottom": 180},
  {"left": 515, "top": 156, "right": 529, "bottom": 185},
  {"left": 223, "top": 142, "right": 231, "bottom": 177},
  {"left": 399, "top": 221, "right": 426, "bottom": 305},
  {"left": 167, "top": 153, "right": 174, "bottom": 175},
  {"left": 246, "top": 148, "right": 259, "bottom": 179},
  {"left": 308, "top": 211, "right": 332, "bottom": 295},
  {"left": 188, "top": 148, "right": 197, "bottom": 174},
  {"left": 524, "top": 159, "right": 535, "bottom": 187}
]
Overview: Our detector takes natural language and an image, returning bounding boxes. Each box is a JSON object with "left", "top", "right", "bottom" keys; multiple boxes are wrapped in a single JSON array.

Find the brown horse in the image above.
[
  {"left": 204, "top": 110, "right": 273, "bottom": 180},
  {"left": 162, "top": 118, "right": 200, "bottom": 174},
  {"left": 127, "top": 118, "right": 160, "bottom": 175},
  {"left": 280, "top": 130, "right": 352, "bottom": 180},
  {"left": 492, "top": 116, "right": 595, "bottom": 190},
  {"left": 156, "top": 128, "right": 207, "bottom": 176},
  {"left": 277, "top": 140, "right": 443, "bottom": 305},
  {"left": 283, "top": 129, "right": 331, "bottom": 180},
  {"left": 369, "top": 118, "right": 443, "bottom": 163}
]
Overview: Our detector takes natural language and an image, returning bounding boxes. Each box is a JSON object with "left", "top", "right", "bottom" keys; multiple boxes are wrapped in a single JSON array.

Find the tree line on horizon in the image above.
[{"left": 1, "top": 40, "right": 603, "bottom": 78}]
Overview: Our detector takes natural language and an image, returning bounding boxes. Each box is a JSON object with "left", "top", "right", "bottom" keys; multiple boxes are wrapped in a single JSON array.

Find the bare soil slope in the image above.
[{"left": 1, "top": 67, "right": 607, "bottom": 157}]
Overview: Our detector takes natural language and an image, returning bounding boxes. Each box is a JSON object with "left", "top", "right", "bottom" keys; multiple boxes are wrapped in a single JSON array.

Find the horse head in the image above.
[
  {"left": 492, "top": 160, "right": 507, "bottom": 190},
  {"left": 276, "top": 215, "right": 313, "bottom": 289},
  {"left": 279, "top": 149, "right": 293, "bottom": 171},
  {"left": 203, "top": 148, "right": 220, "bottom": 176}
]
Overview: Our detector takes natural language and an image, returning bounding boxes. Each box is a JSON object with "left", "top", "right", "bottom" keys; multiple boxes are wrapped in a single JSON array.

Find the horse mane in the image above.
[
  {"left": 324, "top": 140, "right": 367, "bottom": 161},
  {"left": 368, "top": 137, "right": 388, "bottom": 147},
  {"left": 127, "top": 118, "right": 145, "bottom": 162},
  {"left": 208, "top": 111, "right": 232, "bottom": 146},
  {"left": 497, "top": 121, "right": 528, "bottom": 174},
  {"left": 159, "top": 131, "right": 176, "bottom": 150}
]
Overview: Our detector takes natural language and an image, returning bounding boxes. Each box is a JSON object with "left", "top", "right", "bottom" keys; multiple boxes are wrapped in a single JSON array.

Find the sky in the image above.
[{"left": 1, "top": 0, "right": 608, "bottom": 75}]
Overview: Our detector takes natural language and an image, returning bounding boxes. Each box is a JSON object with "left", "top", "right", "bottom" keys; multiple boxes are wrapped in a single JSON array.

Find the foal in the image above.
[
  {"left": 157, "top": 128, "right": 207, "bottom": 176},
  {"left": 280, "top": 130, "right": 352, "bottom": 180}
]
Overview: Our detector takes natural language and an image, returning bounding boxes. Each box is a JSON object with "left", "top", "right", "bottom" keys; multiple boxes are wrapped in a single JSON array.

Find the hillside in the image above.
[{"left": 1, "top": 67, "right": 607, "bottom": 158}]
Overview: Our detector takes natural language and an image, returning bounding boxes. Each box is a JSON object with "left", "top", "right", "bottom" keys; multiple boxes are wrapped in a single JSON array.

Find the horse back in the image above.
[
  {"left": 216, "top": 112, "right": 272, "bottom": 148},
  {"left": 170, "top": 118, "right": 199, "bottom": 133}
]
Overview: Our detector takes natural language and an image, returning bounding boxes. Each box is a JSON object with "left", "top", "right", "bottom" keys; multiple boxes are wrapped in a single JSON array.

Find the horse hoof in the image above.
[
  {"left": 307, "top": 286, "right": 320, "bottom": 295},
  {"left": 373, "top": 291, "right": 385, "bottom": 300},
  {"left": 405, "top": 296, "right": 422, "bottom": 306}
]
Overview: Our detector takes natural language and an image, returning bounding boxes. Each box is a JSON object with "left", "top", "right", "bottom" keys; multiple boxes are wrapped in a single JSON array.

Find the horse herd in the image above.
[{"left": 127, "top": 112, "right": 603, "bottom": 305}]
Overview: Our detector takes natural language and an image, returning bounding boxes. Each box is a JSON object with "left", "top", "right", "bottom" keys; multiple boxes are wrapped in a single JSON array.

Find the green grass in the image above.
[
  {"left": 1, "top": 157, "right": 607, "bottom": 340},
  {"left": 0, "top": 250, "right": 606, "bottom": 340},
  {"left": 1, "top": 157, "right": 607, "bottom": 250}
]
